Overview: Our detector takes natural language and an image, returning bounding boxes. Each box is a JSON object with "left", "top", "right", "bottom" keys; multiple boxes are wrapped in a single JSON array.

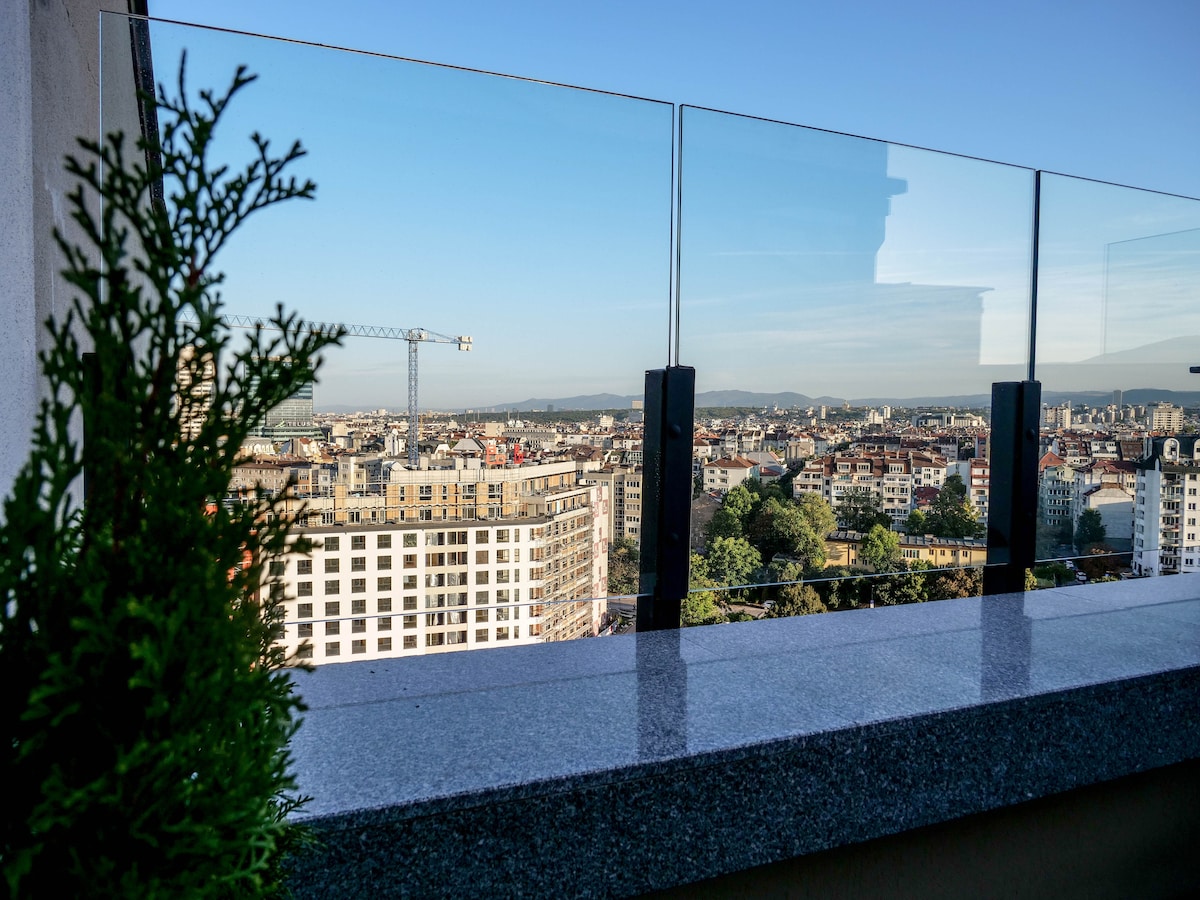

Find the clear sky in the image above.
[{"left": 134, "top": 1, "right": 1200, "bottom": 410}]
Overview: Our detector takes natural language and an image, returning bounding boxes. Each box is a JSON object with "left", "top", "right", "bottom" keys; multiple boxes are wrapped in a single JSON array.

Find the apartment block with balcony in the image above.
[{"left": 1133, "top": 436, "right": 1200, "bottom": 575}]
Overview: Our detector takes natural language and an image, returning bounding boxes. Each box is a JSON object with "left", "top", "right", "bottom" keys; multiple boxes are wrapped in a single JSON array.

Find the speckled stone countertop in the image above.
[{"left": 284, "top": 577, "right": 1200, "bottom": 898}]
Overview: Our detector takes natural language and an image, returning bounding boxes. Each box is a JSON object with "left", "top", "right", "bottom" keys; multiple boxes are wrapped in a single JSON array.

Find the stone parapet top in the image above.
[{"left": 286, "top": 576, "right": 1200, "bottom": 898}]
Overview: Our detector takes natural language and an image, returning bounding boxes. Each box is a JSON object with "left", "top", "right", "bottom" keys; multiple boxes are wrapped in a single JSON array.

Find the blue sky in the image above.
[{"left": 134, "top": 1, "right": 1200, "bottom": 409}]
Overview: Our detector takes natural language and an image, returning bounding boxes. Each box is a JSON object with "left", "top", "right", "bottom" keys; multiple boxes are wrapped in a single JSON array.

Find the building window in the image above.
[
  {"left": 476, "top": 609, "right": 489, "bottom": 623},
  {"left": 297, "top": 603, "right": 313, "bottom": 619},
  {"left": 351, "top": 534, "right": 366, "bottom": 550},
  {"left": 426, "top": 633, "right": 445, "bottom": 647},
  {"left": 378, "top": 555, "right": 392, "bottom": 570},
  {"left": 403, "top": 576, "right": 417, "bottom": 590},
  {"left": 403, "top": 596, "right": 417, "bottom": 611},
  {"left": 296, "top": 645, "right": 314, "bottom": 659},
  {"left": 324, "top": 558, "right": 340, "bottom": 574},
  {"left": 325, "top": 621, "right": 340, "bottom": 636},
  {"left": 297, "top": 623, "right": 313, "bottom": 638},
  {"left": 378, "top": 617, "right": 392, "bottom": 631},
  {"left": 325, "top": 642, "right": 340, "bottom": 657},
  {"left": 476, "top": 550, "right": 489, "bottom": 565},
  {"left": 269, "top": 560, "right": 286, "bottom": 577},
  {"left": 496, "top": 529, "right": 510, "bottom": 543},
  {"left": 297, "top": 559, "right": 313, "bottom": 575},
  {"left": 351, "top": 557, "right": 366, "bottom": 572},
  {"left": 352, "top": 619, "right": 366, "bottom": 634},
  {"left": 419, "top": 485, "right": 433, "bottom": 500},
  {"left": 324, "top": 580, "right": 340, "bottom": 595},
  {"left": 403, "top": 636, "right": 417, "bottom": 649},
  {"left": 325, "top": 601, "right": 340, "bottom": 617},
  {"left": 348, "top": 510, "right": 361, "bottom": 525},
  {"left": 403, "top": 615, "right": 417, "bottom": 629},
  {"left": 404, "top": 554, "right": 417, "bottom": 568},
  {"left": 377, "top": 534, "right": 392, "bottom": 549},
  {"left": 403, "top": 533, "right": 417, "bottom": 548},
  {"left": 297, "top": 581, "right": 312, "bottom": 597},
  {"left": 351, "top": 639, "right": 366, "bottom": 655},
  {"left": 476, "top": 530, "right": 489, "bottom": 544},
  {"left": 378, "top": 637, "right": 392, "bottom": 652},
  {"left": 476, "top": 629, "right": 488, "bottom": 642},
  {"left": 351, "top": 598, "right": 366, "bottom": 615},
  {"left": 476, "top": 571, "right": 489, "bottom": 585},
  {"left": 496, "top": 627, "right": 509, "bottom": 640},
  {"left": 351, "top": 578, "right": 366, "bottom": 593},
  {"left": 378, "top": 576, "right": 392, "bottom": 592},
  {"left": 488, "top": 484, "right": 503, "bottom": 499}
]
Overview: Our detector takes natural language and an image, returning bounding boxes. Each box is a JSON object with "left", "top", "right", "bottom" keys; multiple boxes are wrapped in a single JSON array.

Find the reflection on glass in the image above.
[
  {"left": 1034, "top": 175, "right": 1200, "bottom": 572},
  {"left": 678, "top": 106, "right": 1033, "bottom": 401},
  {"left": 679, "top": 106, "right": 1030, "bottom": 609},
  {"left": 101, "top": 14, "right": 673, "bottom": 663}
]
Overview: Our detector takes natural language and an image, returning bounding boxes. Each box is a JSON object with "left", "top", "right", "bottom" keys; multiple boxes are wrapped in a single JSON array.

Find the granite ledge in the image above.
[{"left": 284, "top": 576, "right": 1200, "bottom": 898}]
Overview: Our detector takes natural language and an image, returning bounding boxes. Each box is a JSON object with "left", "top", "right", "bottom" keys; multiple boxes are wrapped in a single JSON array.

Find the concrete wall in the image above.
[{"left": 0, "top": 0, "right": 138, "bottom": 500}]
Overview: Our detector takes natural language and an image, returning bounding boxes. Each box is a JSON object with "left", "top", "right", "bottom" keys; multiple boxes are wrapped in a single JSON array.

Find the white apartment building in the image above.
[
  {"left": 793, "top": 452, "right": 925, "bottom": 527},
  {"left": 271, "top": 461, "right": 608, "bottom": 664},
  {"left": 1133, "top": 436, "right": 1200, "bottom": 576},
  {"left": 703, "top": 456, "right": 758, "bottom": 493}
]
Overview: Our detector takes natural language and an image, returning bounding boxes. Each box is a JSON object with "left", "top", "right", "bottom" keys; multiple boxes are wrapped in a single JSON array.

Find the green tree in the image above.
[
  {"left": 765, "top": 582, "right": 827, "bottom": 617},
  {"left": 706, "top": 505, "right": 743, "bottom": 542},
  {"left": 871, "top": 565, "right": 928, "bottom": 606},
  {"left": 1074, "top": 508, "right": 1107, "bottom": 550},
  {"left": 0, "top": 68, "right": 342, "bottom": 895},
  {"left": 795, "top": 491, "right": 837, "bottom": 539},
  {"left": 837, "top": 487, "right": 891, "bottom": 532},
  {"left": 924, "top": 475, "right": 984, "bottom": 539},
  {"left": 704, "top": 536, "right": 763, "bottom": 588},
  {"left": 607, "top": 536, "right": 640, "bottom": 596},
  {"left": 905, "top": 509, "right": 927, "bottom": 534},
  {"left": 747, "top": 497, "right": 824, "bottom": 567},
  {"left": 683, "top": 552, "right": 727, "bottom": 626},
  {"left": 859, "top": 524, "right": 901, "bottom": 572},
  {"left": 925, "top": 566, "right": 983, "bottom": 601}
]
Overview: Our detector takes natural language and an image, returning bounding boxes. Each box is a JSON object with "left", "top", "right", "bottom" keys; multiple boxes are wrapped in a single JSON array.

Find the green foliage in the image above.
[
  {"left": 0, "top": 66, "right": 343, "bottom": 896},
  {"left": 703, "top": 537, "right": 763, "bottom": 589},
  {"left": 682, "top": 553, "right": 727, "bottom": 627},
  {"left": 765, "top": 581, "right": 827, "bottom": 617},
  {"left": 905, "top": 509, "right": 927, "bottom": 534},
  {"left": 859, "top": 524, "right": 901, "bottom": 572},
  {"left": 836, "top": 487, "right": 892, "bottom": 532},
  {"left": 924, "top": 566, "right": 983, "bottom": 601},
  {"left": 1074, "top": 508, "right": 1107, "bottom": 550},
  {"left": 706, "top": 506, "right": 743, "bottom": 542},
  {"left": 924, "top": 475, "right": 984, "bottom": 539},
  {"left": 607, "top": 536, "right": 640, "bottom": 596},
  {"left": 1033, "top": 562, "right": 1073, "bottom": 587}
]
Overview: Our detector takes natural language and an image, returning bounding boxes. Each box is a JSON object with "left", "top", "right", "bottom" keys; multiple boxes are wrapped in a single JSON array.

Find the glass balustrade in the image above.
[{"left": 97, "top": 12, "right": 1200, "bottom": 658}]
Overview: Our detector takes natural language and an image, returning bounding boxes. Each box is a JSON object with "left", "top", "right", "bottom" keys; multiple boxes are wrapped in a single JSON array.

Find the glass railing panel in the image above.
[
  {"left": 100, "top": 14, "right": 674, "bottom": 662},
  {"left": 1033, "top": 174, "right": 1200, "bottom": 576},
  {"left": 677, "top": 106, "right": 1034, "bottom": 613}
]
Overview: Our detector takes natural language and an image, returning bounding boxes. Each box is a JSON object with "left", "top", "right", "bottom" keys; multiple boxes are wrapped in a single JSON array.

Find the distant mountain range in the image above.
[{"left": 319, "top": 387, "right": 1200, "bottom": 415}]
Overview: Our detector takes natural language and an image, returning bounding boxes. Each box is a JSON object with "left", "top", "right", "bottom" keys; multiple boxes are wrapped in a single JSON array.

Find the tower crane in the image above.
[{"left": 184, "top": 313, "right": 473, "bottom": 467}]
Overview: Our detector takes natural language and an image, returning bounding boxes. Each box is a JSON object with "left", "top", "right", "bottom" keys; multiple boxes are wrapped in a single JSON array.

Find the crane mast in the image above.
[{"left": 185, "top": 314, "right": 472, "bottom": 467}]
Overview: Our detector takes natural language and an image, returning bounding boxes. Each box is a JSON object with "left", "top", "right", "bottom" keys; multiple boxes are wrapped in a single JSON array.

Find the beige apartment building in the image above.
[{"left": 272, "top": 460, "right": 609, "bottom": 663}]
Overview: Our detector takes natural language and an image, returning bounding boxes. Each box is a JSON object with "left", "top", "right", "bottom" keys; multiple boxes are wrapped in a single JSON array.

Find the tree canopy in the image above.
[
  {"left": 837, "top": 487, "right": 891, "bottom": 532},
  {"left": 1074, "top": 508, "right": 1107, "bottom": 550},
  {"left": 859, "top": 524, "right": 901, "bottom": 572},
  {"left": 923, "top": 474, "right": 984, "bottom": 539}
]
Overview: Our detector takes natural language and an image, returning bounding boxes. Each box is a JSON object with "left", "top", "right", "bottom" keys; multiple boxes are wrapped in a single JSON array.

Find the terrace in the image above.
[{"left": 5, "top": 2, "right": 1200, "bottom": 896}]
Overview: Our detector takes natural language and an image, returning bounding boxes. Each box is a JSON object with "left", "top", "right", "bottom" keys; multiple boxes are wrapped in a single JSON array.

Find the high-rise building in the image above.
[
  {"left": 272, "top": 460, "right": 608, "bottom": 663},
  {"left": 247, "top": 357, "right": 321, "bottom": 439}
]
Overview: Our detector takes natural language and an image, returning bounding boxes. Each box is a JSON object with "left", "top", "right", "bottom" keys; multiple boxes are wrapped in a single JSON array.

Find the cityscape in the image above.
[{"left": 216, "top": 365, "right": 1200, "bottom": 665}]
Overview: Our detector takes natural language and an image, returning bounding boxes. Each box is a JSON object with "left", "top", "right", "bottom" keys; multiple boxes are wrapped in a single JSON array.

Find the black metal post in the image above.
[
  {"left": 983, "top": 380, "right": 1041, "bottom": 595},
  {"left": 637, "top": 366, "right": 695, "bottom": 631}
]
